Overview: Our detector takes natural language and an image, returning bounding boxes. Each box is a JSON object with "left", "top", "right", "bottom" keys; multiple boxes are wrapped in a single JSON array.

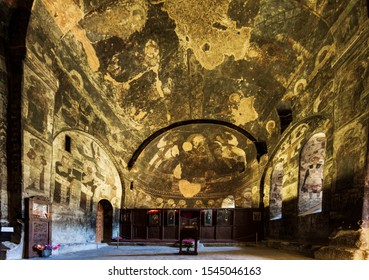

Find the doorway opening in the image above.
[{"left": 96, "top": 199, "right": 113, "bottom": 242}]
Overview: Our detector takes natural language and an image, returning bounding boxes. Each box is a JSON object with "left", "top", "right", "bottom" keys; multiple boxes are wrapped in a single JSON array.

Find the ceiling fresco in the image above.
[
  {"left": 34, "top": 0, "right": 337, "bottom": 143},
  {"left": 20, "top": 0, "right": 368, "bottom": 208}
]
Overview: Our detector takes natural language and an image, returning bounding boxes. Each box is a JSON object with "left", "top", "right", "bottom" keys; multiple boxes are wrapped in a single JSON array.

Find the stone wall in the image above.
[
  {"left": 262, "top": 1, "right": 369, "bottom": 258},
  {"left": 50, "top": 131, "right": 122, "bottom": 244},
  {"left": 313, "top": 9, "right": 369, "bottom": 259},
  {"left": 20, "top": 1, "right": 124, "bottom": 248},
  {"left": 331, "top": 28, "right": 369, "bottom": 228},
  {"left": 264, "top": 118, "right": 333, "bottom": 243},
  {"left": 0, "top": 0, "right": 8, "bottom": 225}
]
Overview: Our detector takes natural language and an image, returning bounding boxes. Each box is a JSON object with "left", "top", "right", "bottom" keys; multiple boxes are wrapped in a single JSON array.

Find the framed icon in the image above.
[
  {"left": 167, "top": 210, "right": 175, "bottom": 226},
  {"left": 148, "top": 210, "right": 161, "bottom": 226},
  {"left": 204, "top": 209, "right": 212, "bottom": 226},
  {"left": 217, "top": 209, "right": 233, "bottom": 226},
  {"left": 32, "top": 202, "right": 49, "bottom": 219}
]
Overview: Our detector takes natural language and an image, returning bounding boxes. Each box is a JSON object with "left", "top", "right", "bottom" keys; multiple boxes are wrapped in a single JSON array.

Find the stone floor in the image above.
[{"left": 37, "top": 244, "right": 313, "bottom": 260}]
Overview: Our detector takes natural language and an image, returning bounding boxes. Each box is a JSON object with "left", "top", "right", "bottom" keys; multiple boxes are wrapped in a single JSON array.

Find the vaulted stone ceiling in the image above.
[{"left": 24, "top": 0, "right": 347, "bottom": 203}]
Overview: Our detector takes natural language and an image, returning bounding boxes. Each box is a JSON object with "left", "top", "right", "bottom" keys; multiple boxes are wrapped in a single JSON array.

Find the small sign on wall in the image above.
[
  {"left": 0, "top": 227, "right": 14, "bottom": 232},
  {"left": 0, "top": 227, "right": 14, "bottom": 242}
]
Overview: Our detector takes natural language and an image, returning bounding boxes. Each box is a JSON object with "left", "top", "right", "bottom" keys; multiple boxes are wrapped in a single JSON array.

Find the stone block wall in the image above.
[
  {"left": 0, "top": 0, "right": 8, "bottom": 226},
  {"left": 262, "top": 2, "right": 369, "bottom": 258}
]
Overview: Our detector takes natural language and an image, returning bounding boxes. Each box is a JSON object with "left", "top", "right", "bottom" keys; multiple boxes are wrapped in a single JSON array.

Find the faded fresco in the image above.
[
  {"left": 128, "top": 123, "right": 258, "bottom": 208},
  {"left": 335, "top": 35, "right": 369, "bottom": 130},
  {"left": 334, "top": 123, "right": 367, "bottom": 191},
  {"left": 3, "top": 0, "right": 365, "bottom": 258},
  {"left": 52, "top": 131, "right": 122, "bottom": 211},
  {"left": 23, "top": 130, "right": 52, "bottom": 196},
  {"left": 298, "top": 133, "right": 326, "bottom": 215},
  {"left": 22, "top": 66, "right": 55, "bottom": 142},
  {"left": 269, "top": 162, "right": 283, "bottom": 220}
]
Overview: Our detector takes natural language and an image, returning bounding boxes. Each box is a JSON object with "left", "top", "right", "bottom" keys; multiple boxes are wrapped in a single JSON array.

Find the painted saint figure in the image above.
[
  {"left": 26, "top": 138, "right": 47, "bottom": 192},
  {"left": 301, "top": 156, "right": 323, "bottom": 198},
  {"left": 205, "top": 210, "right": 212, "bottom": 226}
]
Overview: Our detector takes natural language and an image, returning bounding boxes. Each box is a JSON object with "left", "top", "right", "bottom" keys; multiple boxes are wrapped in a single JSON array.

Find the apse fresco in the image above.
[
  {"left": 269, "top": 163, "right": 283, "bottom": 220},
  {"left": 52, "top": 131, "right": 122, "bottom": 211},
  {"left": 128, "top": 123, "right": 259, "bottom": 208},
  {"left": 298, "top": 133, "right": 326, "bottom": 215}
]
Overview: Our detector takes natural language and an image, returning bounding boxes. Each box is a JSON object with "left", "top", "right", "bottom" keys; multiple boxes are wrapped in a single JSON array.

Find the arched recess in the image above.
[
  {"left": 51, "top": 130, "right": 122, "bottom": 243},
  {"left": 260, "top": 114, "right": 331, "bottom": 199},
  {"left": 96, "top": 199, "right": 113, "bottom": 243},
  {"left": 126, "top": 122, "right": 261, "bottom": 209},
  {"left": 269, "top": 162, "right": 283, "bottom": 220},
  {"left": 276, "top": 101, "right": 293, "bottom": 134},
  {"left": 298, "top": 132, "right": 326, "bottom": 216},
  {"left": 261, "top": 114, "right": 333, "bottom": 241},
  {"left": 127, "top": 119, "right": 267, "bottom": 170}
]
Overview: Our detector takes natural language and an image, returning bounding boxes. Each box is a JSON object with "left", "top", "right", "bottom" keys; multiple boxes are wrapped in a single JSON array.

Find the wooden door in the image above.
[
  {"left": 96, "top": 202, "right": 104, "bottom": 242},
  {"left": 26, "top": 196, "right": 52, "bottom": 258}
]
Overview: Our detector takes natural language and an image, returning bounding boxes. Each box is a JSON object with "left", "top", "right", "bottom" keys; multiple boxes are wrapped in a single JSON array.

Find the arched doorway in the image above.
[{"left": 96, "top": 199, "right": 113, "bottom": 242}]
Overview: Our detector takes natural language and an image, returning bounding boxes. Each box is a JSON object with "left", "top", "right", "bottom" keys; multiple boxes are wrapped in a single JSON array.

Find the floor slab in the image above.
[{"left": 37, "top": 244, "right": 313, "bottom": 260}]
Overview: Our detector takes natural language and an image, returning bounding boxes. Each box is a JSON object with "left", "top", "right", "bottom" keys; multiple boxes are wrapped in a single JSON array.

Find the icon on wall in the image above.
[
  {"left": 217, "top": 209, "right": 232, "bottom": 226},
  {"left": 253, "top": 211, "right": 262, "bottom": 221},
  {"left": 204, "top": 209, "right": 212, "bottom": 226},
  {"left": 148, "top": 210, "right": 161, "bottom": 226},
  {"left": 167, "top": 210, "right": 176, "bottom": 226},
  {"left": 32, "top": 202, "right": 49, "bottom": 219}
]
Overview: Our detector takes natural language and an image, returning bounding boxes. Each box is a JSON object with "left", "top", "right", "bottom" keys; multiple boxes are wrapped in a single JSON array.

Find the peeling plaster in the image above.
[
  {"left": 80, "top": 1, "right": 148, "bottom": 40},
  {"left": 42, "top": 0, "right": 100, "bottom": 71},
  {"left": 229, "top": 93, "right": 258, "bottom": 125},
  {"left": 163, "top": 0, "right": 251, "bottom": 70}
]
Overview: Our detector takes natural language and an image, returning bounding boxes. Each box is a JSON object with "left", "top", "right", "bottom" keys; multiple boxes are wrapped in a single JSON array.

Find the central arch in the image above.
[
  {"left": 127, "top": 119, "right": 267, "bottom": 170},
  {"left": 125, "top": 122, "right": 262, "bottom": 209}
]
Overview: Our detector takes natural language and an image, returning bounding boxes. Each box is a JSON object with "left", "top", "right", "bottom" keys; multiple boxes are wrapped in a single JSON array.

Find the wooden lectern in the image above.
[{"left": 179, "top": 226, "right": 198, "bottom": 255}]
